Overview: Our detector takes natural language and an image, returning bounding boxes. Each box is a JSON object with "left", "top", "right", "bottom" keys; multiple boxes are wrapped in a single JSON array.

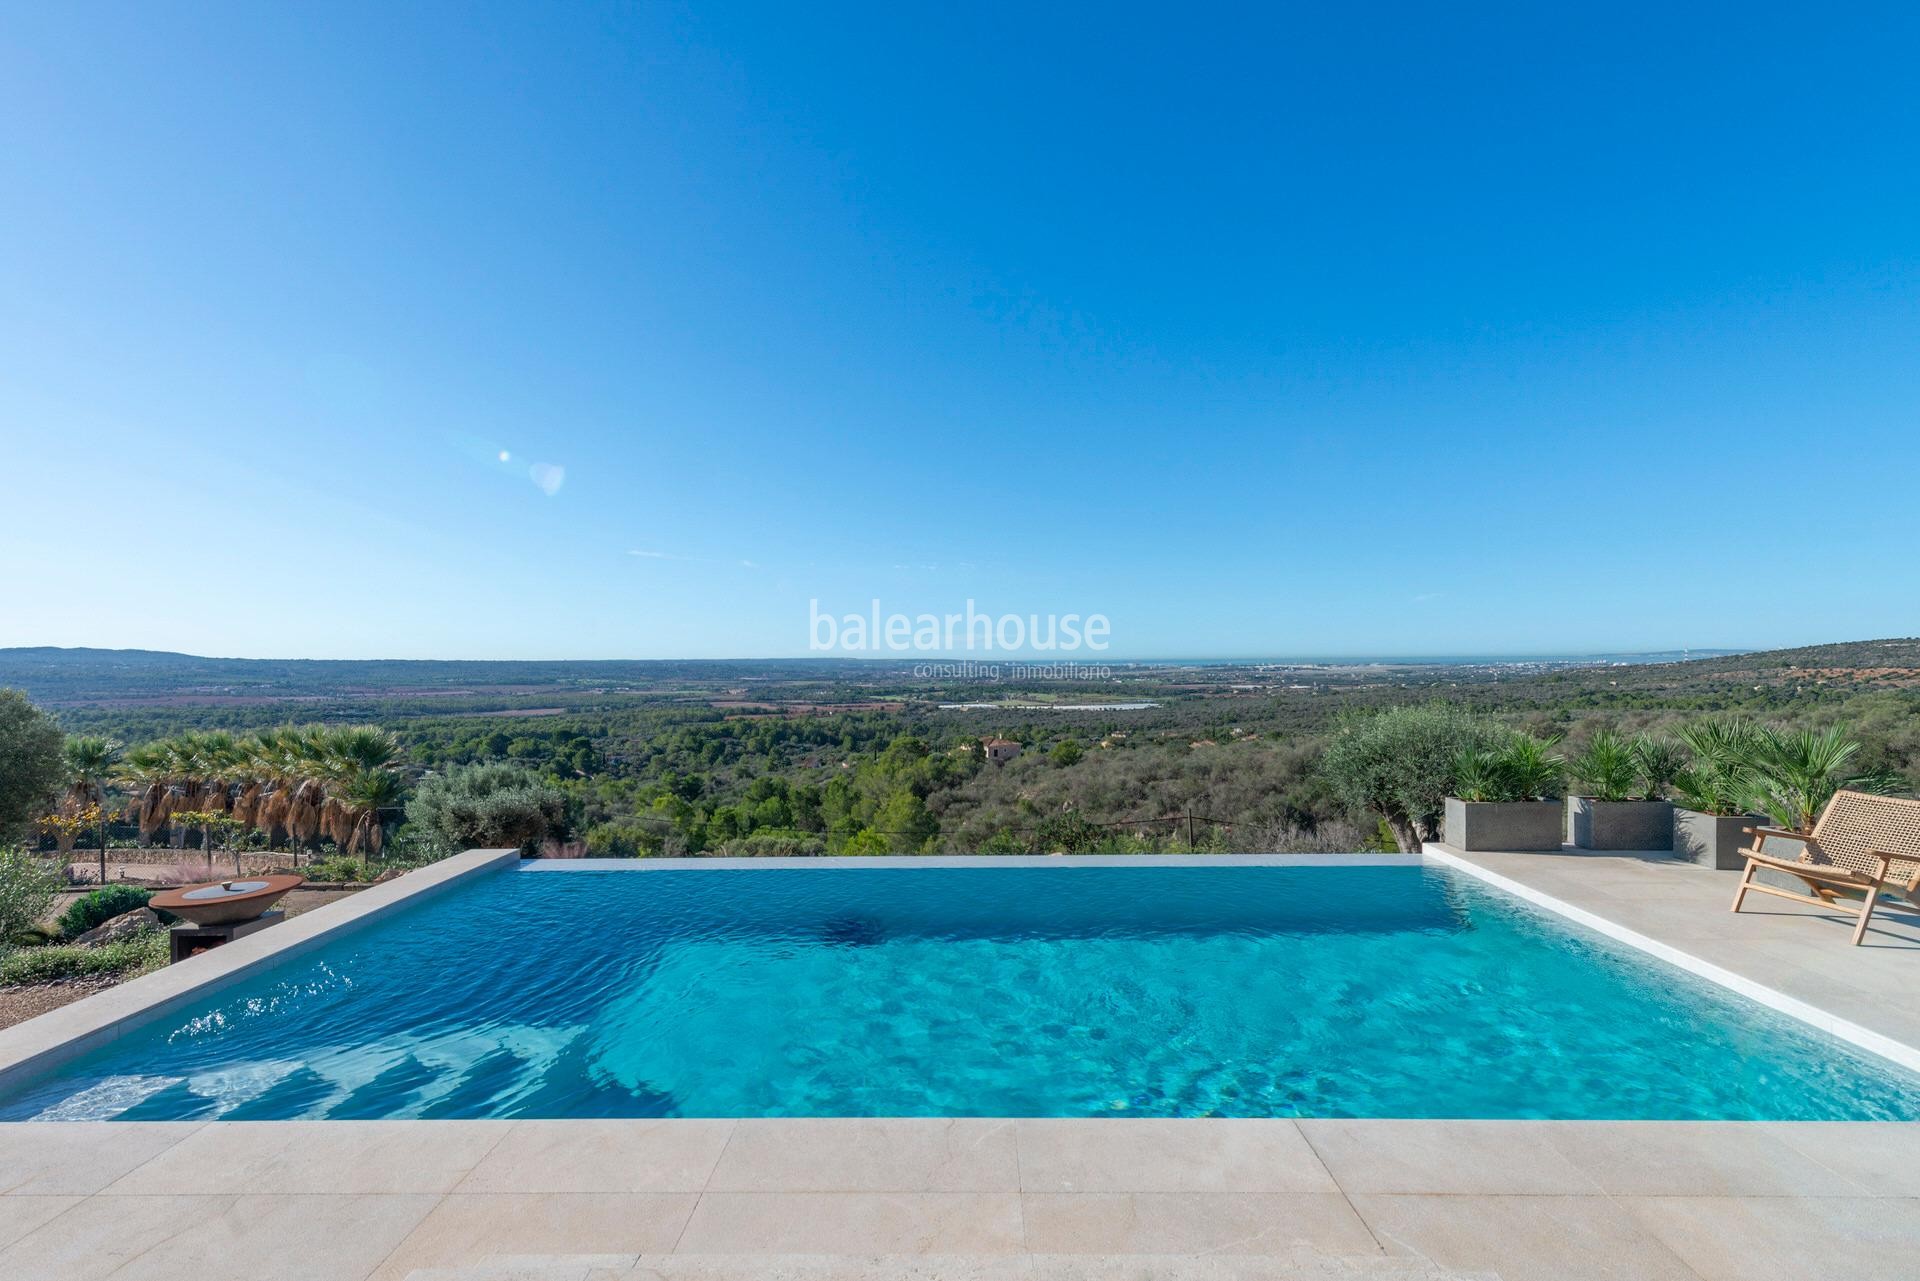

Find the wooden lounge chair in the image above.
[{"left": 1731, "top": 789, "right": 1920, "bottom": 944}]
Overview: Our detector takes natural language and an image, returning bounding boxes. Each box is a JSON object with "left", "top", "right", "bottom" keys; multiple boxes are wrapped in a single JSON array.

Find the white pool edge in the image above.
[
  {"left": 0, "top": 847, "right": 520, "bottom": 1094},
  {"left": 1423, "top": 843, "right": 1920, "bottom": 1075},
  {"left": 522, "top": 852, "right": 1426, "bottom": 870}
]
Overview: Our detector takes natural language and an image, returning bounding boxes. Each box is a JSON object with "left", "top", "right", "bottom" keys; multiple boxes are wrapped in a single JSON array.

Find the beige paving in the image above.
[
  {"left": 1016, "top": 1117, "right": 1337, "bottom": 1193},
  {"left": 370, "top": 1193, "right": 700, "bottom": 1280},
  {"left": 708, "top": 1118, "right": 1015, "bottom": 1192},
  {"left": 1018, "top": 1191, "right": 1381, "bottom": 1256},
  {"left": 460, "top": 1120, "right": 734, "bottom": 1194},
  {"left": 1352, "top": 1193, "right": 1702, "bottom": 1281},
  {"left": 1618, "top": 1194, "right": 1920, "bottom": 1281},
  {"left": 3, "top": 1118, "right": 1917, "bottom": 1277},
  {"left": 674, "top": 1191, "right": 1027, "bottom": 1255},
  {"left": 108, "top": 1119, "right": 510, "bottom": 1195}
]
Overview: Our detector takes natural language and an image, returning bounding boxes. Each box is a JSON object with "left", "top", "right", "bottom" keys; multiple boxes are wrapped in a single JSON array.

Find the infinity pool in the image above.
[{"left": 7, "top": 861, "right": 1920, "bottom": 1121}]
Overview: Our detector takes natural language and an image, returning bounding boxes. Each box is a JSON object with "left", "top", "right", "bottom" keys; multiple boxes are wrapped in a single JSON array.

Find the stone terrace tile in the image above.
[
  {"left": 1296, "top": 1120, "right": 1600, "bottom": 1196},
  {"left": 1351, "top": 1193, "right": 1702, "bottom": 1281},
  {"left": 1018, "top": 1192, "right": 1381, "bottom": 1256},
  {"left": 1015, "top": 1118, "right": 1336, "bottom": 1193},
  {"left": 371, "top": 1193, "right": 699, "bottom": 1281},
  {"left": 458, "top": 1120, "right": 735, "bottom": 1194},
  {"left": 673, "top": 1192, "right": 1026, "bottom": 1255},
  {"left": 0, "top": 1120, "right": 201, "bottom": 1195},
  {"left": 0, "top": 1195, "right": 80, "bottom": 1251},
  {"left": 708, "top": 1119, "right": 1017, "bottom": 1192},
  {"left": 106, "top": 1119, "right": 510, "bottom": 1195},
  {"left": 1543, "top": 1121, "right": 1870, "bottom": 1197},
  {"left": 1620, "top": 1195, "right": 1920, "bottom": 1281},
  {"left": 0, "top": 1190, "right": 438, "bottom": 1281},
  {"left": 1760, "top": 1121, "right": 1920, "bottom": 1197}
]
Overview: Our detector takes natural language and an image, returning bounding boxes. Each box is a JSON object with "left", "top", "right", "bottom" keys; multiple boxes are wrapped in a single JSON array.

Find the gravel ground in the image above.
[{"left": 0, "top": 976, "right": 121, "bottom": 1031}]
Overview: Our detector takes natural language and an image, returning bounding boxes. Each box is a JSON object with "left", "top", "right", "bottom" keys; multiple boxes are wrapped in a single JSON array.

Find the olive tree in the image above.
[
  {"left": 0, "top": 689, "right": 65, "bottom": 844},
  {"left": 0, "top": 844, "right": 61, "bottom": 946},
  {"left": 1318, "top": 703, "right": 1504, "bottom": 852},
  {"left": 404, "top": 763, "right": 573, "bottom": 854}
]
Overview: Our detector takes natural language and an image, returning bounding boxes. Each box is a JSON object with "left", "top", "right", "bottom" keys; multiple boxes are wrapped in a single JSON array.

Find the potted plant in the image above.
[
  {"left": 1566, "top": 730, "right": 1675, "bottom": 850},
  {"left": 1443, "top": 732, "right": 1567, "bottom": 851},
  {"left": 1670, "top": 719, "right": 1766, "bottom": 869},
  {"left": 1745, "top": 724, "right": 1906, "bottom": 835}
]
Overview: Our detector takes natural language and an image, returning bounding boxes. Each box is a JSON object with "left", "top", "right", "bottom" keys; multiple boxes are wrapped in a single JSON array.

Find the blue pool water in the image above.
[{"left": 7, "top": 862, "right": 1920, "bottom": 1121}]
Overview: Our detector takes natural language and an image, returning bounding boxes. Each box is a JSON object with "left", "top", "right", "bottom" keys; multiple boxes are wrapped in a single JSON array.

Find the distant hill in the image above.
[{"left": 3, "top": 639, "right": 1917, "bottom": 710}]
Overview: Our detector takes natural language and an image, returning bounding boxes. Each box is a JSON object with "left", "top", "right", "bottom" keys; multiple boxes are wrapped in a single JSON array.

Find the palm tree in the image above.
[
  {"left": 332, "top": 767, "right": 407, "bottom": 862},
  {"left": 123, "top": 724, "right": 410, "bottom": 869},
  {"left": 1748, "top": 724, "right": 1905, "bottom": 833},
  {"left": 120, "top": 741, "right": 179, "bottom": 848},
  {"left": 62, "top": 736, "right": 122, "bottom": 884}
]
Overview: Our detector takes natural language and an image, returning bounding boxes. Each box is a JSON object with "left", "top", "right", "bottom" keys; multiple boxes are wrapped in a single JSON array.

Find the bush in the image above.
[
  {"left": 57, "top": 884, "right": 154, "bottom": 940},
  {"left": 1569, "top": 730, "right": 1639, "bottom": 802},
  {"left": 1, "top": 845, "right": 64, "bottom": 946},
  {"left": 1320, "top": 704, "right": 1507, "bottom": 851},
  {"left": 302, "top": 855, "right": 372, "bottom": 883},
  {"left": 583, "top": 820, "right": 666, "bottom": 858},
  {"left": 405, "top": 763, "right": 574, "bottom": 854},
  {"left": 0, "top": 690, "right": 65, "bottom": 843},
  {"left": 1452, "top": 732, "right": 1567, "bottom": 803},
  {"left": 0, "top": 930, "right": 167, "bottom": 987},
  {"left": 1671, "top": 719, "right": 1764, "bottom": 816},
  {"left": 710, "top": 831, "right": 828, "bottom": 858}
]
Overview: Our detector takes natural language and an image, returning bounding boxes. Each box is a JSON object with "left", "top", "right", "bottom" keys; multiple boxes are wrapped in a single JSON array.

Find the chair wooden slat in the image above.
[{"left": 1731, "top": 790, "right": 1920, "bottom": 946}]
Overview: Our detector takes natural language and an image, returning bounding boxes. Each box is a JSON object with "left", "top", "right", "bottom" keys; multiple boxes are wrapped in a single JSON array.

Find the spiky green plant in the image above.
[
  {"left": 1747, "top": 724, "right": 1906, "bottom": 833},
  {"left": 1630, "top": 733, "right": 1686, "bottom": 800},
  {"left": 1570, "top": 729, "right": 1638, "bottom": 802},
  {"left": 1450, "top": 747, "right": 1506, "bottom": 803},
  {"left": 1449, "top": 733, "right": 1566, "bottom": 803},
  {"left": 1670, "top": 719, "right": 1763, "bottom": 816},
  {"left": 1502, "top": 733, "right": 1567, "bottom": 800}
]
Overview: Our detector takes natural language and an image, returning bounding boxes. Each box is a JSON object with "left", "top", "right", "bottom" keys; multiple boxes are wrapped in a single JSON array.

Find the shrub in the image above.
[
  {"left": 1630, "top": 734, "right": 1687, "bottom": 799},
  {"left": 1570, "top": 730, "right": 1639, "bottom": 801},
  {"left": 584, "top": 821, "right": 666, "bottom": 858},
  {"left": 711, "top": 831, "right": 829, "bottom": 857},
  {"left": 1746, "top": 724, "right": 1907, "bottom": 833},
  {"left": 1452, "top": 733, "right": 1567, "bottom": 803},
  {"left": 57, "top": 884, "right": 154, "bottom": 940},
  {"left": 405, "top": 763, "right": 574, "bottom": 854},
  {"left": 1320, "top": 704, "right": 1508, "bottom": 850},
  {"left": 1, "top": 846, "right": 64, "bottom": 947},
  {"left": 0, "top": 930, "right": 167, "bottom": 987},
  {"left": 0, "top": 690, "right": 65, "bottom": 843},
  {"left": 302, "top": 855, "right": 372, "bottom": 884},
  {"left": 1671, "top": 719, "right": 1763, "bottom": 816}
]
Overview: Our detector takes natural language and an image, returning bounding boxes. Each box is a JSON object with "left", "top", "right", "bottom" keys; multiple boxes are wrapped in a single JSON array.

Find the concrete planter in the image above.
[
  {"left": 1568, "top": 798, "right": 1674, "bottom": 851},
  {"left": 1444, "top": 797, "right": 1565, "bottom": 852},
  {"left": 1673, "top": 808, "right": 1764, "bottom": 869}
]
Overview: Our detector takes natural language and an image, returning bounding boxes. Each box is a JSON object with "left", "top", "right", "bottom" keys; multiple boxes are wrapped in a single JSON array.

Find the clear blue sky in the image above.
[{"left": 4, "top": 3, "right": 1917, "bottom": 659}]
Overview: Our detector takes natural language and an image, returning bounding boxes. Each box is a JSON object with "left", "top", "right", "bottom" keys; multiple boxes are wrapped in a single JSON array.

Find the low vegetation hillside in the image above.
[{"left": 1, "top": 639, "right": 1915, "bottom": 858}]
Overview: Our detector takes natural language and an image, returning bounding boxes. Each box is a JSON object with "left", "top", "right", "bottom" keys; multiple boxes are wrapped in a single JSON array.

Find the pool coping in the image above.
[
  {"left": 524, "top": 853, "right": 1426, "bottom": 869},
  {"left": 1425, "top": 843, "right": 1920, "bottom": 1075},
  {"left": 0, "top": 848, "right": 520, "bottom": 1095}
]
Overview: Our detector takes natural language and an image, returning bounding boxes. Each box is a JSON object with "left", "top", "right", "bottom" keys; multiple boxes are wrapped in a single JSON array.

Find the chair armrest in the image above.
[{"left": 1746, "top": 826, "right": 1805, "bottom": 842}]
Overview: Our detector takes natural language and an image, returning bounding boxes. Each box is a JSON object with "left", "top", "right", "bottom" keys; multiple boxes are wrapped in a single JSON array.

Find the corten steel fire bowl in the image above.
[{"left": 150, "top": 873, "right": 306, "bottom": 926}]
